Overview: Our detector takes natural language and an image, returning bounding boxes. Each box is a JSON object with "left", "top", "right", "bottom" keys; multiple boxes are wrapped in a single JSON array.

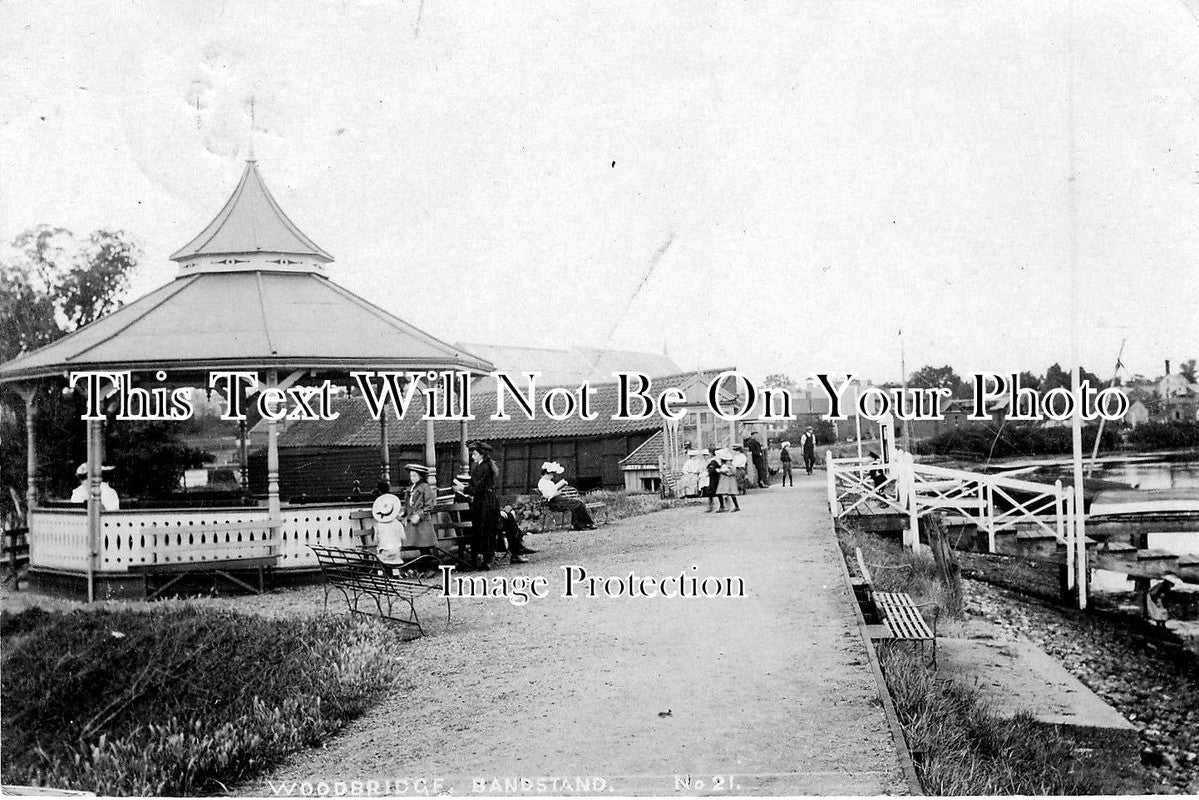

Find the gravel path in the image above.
[
  {"left": 965, "top": 579, "right": 1199, "bottom": 794},
  {"left": 238, "top": 479, "right": 908, "bottom": 796}
]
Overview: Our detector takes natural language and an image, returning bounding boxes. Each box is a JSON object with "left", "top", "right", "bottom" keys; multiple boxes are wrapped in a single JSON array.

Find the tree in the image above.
[
  {"left": 2, "top": 227, "right": 204, "bottom": 508},
  {"left": 908, "top": 365, "right": 968, "bottom": 397},
  {"left": 1, "top": 226, "right": 138, "bottom": 360},
  {"left": 1041, "top": 363, "right": 1102, "bottom": 392},
  {"left": 1179, "top": 359, "right": 1196, "bottom": 383},
  {"left": 761, "top": 373, "right": 797, "bottom": 391}
]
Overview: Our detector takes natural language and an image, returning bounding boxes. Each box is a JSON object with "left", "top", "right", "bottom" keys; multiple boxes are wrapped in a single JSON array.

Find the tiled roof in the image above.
[
  {"left": 273, "top": 368, "right": 736, "bottom": 449},
  {"left": 0, "top": 271, "right": 494, "bottom": 381},
  {"left": 619, "top": 430, "right": 664, "bottom": 467}
]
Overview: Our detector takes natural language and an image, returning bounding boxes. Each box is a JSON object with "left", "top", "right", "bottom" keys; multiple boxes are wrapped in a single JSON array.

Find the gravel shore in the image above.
[{"left": 965, "top": 579, "right": 1199, "bottom": 794}]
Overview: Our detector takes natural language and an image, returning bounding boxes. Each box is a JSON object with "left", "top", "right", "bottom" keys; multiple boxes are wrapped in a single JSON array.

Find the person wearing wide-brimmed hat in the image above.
[
  {"left": 799, "top": 425, "right": 818, "bottom": 476},
  {"left": 69, "top": 463, "right": 120, "bottom": 511},
  {"left": 713, "top": 449, "right": 740, "bottom": 512},
  {"left": 731, "top": 445, "right": 749, "bottom": 495},
  {"left": 402, "top": 463, "right": 438, "bottom": 553},
  {"left": 537, "top": 461, "right": 596, "bottom": 531},
  {"left": 463, "top": 441, "right": 501, "bottom": 569},
  {"left": 779, "top": 441, "right": 794, "bottom": 487}
]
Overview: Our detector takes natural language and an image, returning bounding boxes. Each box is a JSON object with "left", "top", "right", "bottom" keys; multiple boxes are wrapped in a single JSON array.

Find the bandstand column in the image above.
[
  {"left": 459, "top": 419, "right": 469, "bottom": 474},
  {"left": 266, "top": 369, "right": 281, "bottom": 523},
  {"left": 379, "top": 415, "right": 391, "bottom": 489},
  {"left": 17, "top": 385, "right": 38, "bottom": 512},
  {"left": 425, "top": 419, "right": 437, "bottom": 482},
  {"left": 86, "top": 416, "right": 102, "bottom": 603}
]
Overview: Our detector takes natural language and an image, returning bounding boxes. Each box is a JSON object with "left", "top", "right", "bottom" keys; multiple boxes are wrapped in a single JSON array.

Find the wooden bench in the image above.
[
  {"left": 3, "top": 527, "right": 29, "bottom": 582},
  {"left": 519, "top": 492, "right": 608, "bottom": 530},
  {"left": 854, "top": 547, "right": 939, "bottom": 668},
  {"left": 310, "top": 546, "right": 448, "bottom": 635},
  {"left": 350, "top": 492, "right": 476, "bottom": 567}
]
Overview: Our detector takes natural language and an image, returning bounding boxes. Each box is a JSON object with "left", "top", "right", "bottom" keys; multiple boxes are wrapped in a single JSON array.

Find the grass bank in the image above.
[
  {"left": 1, "top": 605, "right": 402, "bottom": 795},
  {"left": 879, "top": 645, "right": 1095, "bottom": 794},
  {"left": 837, "top": 521, "right": 1105, "bottom": 794}
]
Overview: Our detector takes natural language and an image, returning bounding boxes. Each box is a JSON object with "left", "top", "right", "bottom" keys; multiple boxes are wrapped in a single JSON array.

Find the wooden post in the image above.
[
  {"left": 425, "top": 418, "right": 437, "bottom": 481},
  {"left": 459, "top": 419, "right": 469, "bottom": 474},
  {"left": 238, "top": 418, "right": 249, "bottom": 493},
  {"left": 923, "top": 511, "right": 962, "bottom": 616},
  {"left": 825, "top": 450, "right": 837, "bottom": 516},
  {"left": 18, "top": 386, "right": 38, "bottom": 513},
  {"left": 904, "top": 453, "right": 919, "bottom": 551},
  {"left": 379, "top": 415, "right": 391, "bottom": 489},
  {"left": 266, "top": 369, "right": 281, "bottom": 525},
  {"left": 86, "top": 417, "right": 102, "bottom": 603}
]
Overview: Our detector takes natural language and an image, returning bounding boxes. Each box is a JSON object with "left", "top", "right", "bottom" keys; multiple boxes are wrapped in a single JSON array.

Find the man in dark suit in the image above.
[{"left": 745, "top": 432, "right": 769, "bottom": 488}]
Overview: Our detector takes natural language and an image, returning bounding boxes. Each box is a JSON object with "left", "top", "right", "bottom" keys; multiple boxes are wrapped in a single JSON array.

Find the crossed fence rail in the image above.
[{"left": 826, "top": 450, "right": 1087, "bottom": 608}]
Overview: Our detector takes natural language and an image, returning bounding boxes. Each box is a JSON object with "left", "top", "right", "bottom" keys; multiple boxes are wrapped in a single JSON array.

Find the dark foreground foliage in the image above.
[{"left": 1, "top": 605, "right": 401, "bottom": 795}]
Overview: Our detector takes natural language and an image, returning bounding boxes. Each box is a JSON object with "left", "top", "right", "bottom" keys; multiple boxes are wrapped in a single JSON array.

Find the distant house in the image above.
[
  {"left": 1123, "top": 398, "right": 1151, "bottom": 428},
  {"left": 1157, "top": 372, "right": 1199, "bottom": 423}
]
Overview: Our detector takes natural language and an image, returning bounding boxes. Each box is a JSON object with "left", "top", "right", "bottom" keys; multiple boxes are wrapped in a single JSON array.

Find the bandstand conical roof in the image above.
[{"left": 0, "top": 161, "right": 494, "bottom": 382}]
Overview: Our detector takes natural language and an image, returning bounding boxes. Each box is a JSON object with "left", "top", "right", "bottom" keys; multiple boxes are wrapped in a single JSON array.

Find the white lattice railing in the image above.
[
  {"left": 29, "top": 503, "right": 371, "bottom": 573},
  {"left": 826, "top": 449, "right": 1087, "bottom": 608}
]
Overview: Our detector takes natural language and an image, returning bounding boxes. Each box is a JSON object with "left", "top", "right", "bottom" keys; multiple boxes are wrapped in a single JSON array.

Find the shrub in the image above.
[
  {"left": 915, "top": 422, "right": 1119, "bottom": 460},
  {"left": 1, "top": 606, "right": 401, "bottom": 795},
  {"left": 1127, "top": 421, "right": 1199, "bottom": 450}
]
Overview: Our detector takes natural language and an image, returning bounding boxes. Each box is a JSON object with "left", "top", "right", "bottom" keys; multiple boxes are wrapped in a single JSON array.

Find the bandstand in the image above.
[{"left": 0, "top": 159, "right": 493, "bottom": 600}]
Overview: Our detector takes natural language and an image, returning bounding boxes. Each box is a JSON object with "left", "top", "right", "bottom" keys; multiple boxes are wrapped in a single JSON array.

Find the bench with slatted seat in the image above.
[
  {"left": 854, "top": 546, "right": 939, "bottom": 668},
  {"left": 521, "top": 489, "right": 608, "bottom": 530},
  {"left": 310, "top": 546, "right": 449, "bottom": 635}
]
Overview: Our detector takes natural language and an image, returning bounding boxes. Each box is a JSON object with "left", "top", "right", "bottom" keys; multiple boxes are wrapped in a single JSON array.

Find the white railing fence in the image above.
[{"left": 826, "top": 449, "right": 1087, "bottom": 608}]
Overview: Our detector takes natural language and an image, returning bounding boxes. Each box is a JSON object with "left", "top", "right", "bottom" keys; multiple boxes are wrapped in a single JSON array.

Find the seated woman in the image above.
[{"left": 537, "top": 462, "right": 596, "bottom": 531}]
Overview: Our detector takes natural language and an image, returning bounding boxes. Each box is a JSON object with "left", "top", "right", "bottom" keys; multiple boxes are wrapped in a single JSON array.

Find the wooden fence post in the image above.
[{"left": 923, "top": 510, "right": 962, "bottom": 616}]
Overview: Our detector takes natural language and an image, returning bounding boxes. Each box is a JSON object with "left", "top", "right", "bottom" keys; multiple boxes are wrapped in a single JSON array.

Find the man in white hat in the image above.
[
  {"left": 70, "top": 463, "right": 120, "bottom": 511},
  {"left": 537, "top": 462, "right": 596, "bottom": 530}
]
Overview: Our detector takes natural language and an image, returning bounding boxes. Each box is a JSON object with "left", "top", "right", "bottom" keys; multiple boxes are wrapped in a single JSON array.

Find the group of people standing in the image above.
[
  {"left": 679, "top": 427, "right": 821, "bottom": 501},
  {"left": 777, "top": 425, "right": 819, "bottom": 487}
]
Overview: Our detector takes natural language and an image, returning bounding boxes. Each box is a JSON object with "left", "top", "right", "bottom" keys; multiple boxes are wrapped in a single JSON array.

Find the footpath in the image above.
[{"left": 245, "top": 476, "right": 909, "bottom": 796}]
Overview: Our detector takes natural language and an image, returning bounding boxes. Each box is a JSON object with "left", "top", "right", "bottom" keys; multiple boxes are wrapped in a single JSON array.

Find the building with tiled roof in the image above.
[{"left": 251, "top": 367, "right": 745, "bottom": 498}]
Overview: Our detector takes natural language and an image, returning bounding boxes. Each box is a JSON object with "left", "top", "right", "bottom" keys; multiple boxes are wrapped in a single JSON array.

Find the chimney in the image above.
[{"left": 1166, "top": 359, "right": 1171, "bottom": 375}]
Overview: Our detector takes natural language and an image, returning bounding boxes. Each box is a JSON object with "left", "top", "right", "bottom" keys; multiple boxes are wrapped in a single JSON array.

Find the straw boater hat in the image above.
[
  {"left": 781, "top": 441, "right": 791, "bottom": 449},
  {"left": 75, "top": 463, "right": 114, "bottom": 477},
  {"left": 371, "top": 493, "right": 403, "bottom": 523},
  {"left": 404, "top": 463, "right": 431, "bottom": 475},
  {"left": 715, "top": 448, "right": 734, "bottom": 461},
  {"left": 687, "top": 449, "right": 701, "bottom": 456},
  {"left": 541, "top": 461, "right": 565, "bottom": 474}
]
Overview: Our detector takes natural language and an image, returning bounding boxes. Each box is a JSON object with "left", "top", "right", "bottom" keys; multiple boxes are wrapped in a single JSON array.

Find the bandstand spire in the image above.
[{"left": 170, "top": 159, "right": 333, "bottom": 274}]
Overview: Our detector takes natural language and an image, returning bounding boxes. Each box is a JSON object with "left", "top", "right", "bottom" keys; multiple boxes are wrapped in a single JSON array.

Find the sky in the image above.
[{"left": 2, "top": 0, "right": 1197, "bottom": 385}]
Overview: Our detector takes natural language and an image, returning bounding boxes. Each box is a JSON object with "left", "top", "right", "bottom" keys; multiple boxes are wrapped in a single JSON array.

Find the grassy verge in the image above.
[
  {"left": 581, "top": 489, "right": 686, "bottom": 521},
  {"left": 836, "top": 522, "right": 1103, "bottom": 794},
  {"left": 1, "top": 605, "right": 402, "bottom": 795},
  {"left": 879, "top": 645, "right": 1095, "bottom": 794}
]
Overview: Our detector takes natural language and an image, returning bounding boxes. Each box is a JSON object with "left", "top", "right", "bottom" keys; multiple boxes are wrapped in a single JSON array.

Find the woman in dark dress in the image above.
[{"left": 465, "top": 440, "right": 501, "bottom": 569}]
